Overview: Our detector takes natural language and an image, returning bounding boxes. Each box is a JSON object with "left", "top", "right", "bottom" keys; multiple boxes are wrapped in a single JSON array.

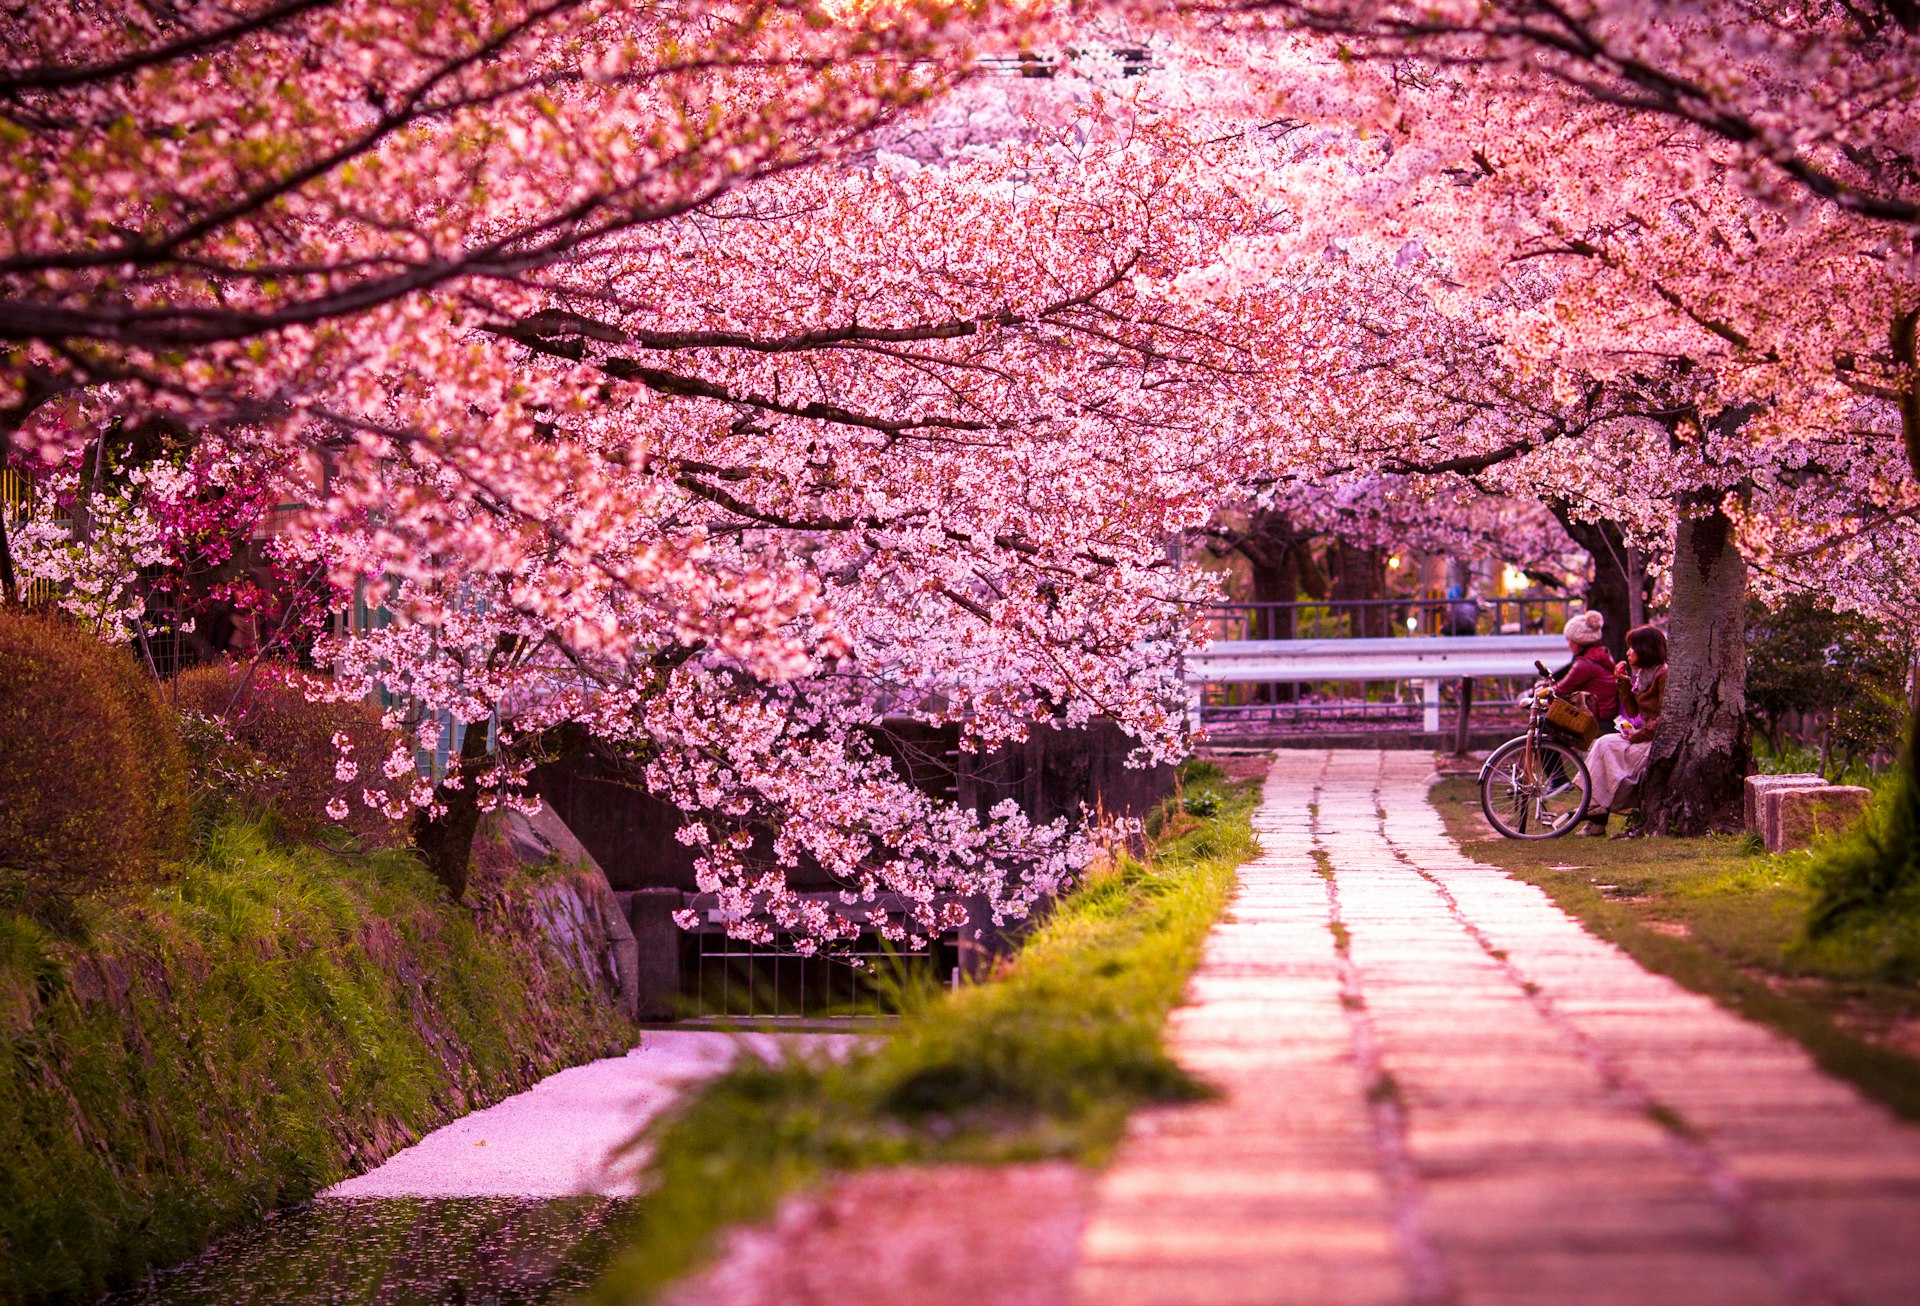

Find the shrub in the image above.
[
  {"left": 98, "top": 644, "right": 192, "bottom": 861},
  {"left": 1808, "top": 712, "right": 1920, "bottom": 938},
  {"left": 0, "top": 610, "right": 175, "bottom": 904},
  {"left": 1747, "top": 596, "right": 1907, "bottom": 771},
  {"left": 172, "top": 660, "right": 406, "bottom": 847}
]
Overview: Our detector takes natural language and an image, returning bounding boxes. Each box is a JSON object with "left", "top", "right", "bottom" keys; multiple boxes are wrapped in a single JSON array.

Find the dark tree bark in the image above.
[
  {"left": 1328, "top": 539, "right": 1390, "bottom": 638},
  {"left": 1233, "top": 509, "right": 1309, "bottom": 639},
  {"left": 1209, "top": 509, "right": 1320, "bottom": 703},
  {"left": 1892, "top": 306, "right": 1920, "bottom": 481},
  {"left": 411, "top": 716, "right": 493, "bottom": 901},
  {"left": 1641, "top": 499, "right": 1751, "bottom": 834},
  {"left": 0, "top": 501, "right": 17, "bottom": 607},
  {"left": 1546, "top": 501, "right": 1650, "bottom": 661}
]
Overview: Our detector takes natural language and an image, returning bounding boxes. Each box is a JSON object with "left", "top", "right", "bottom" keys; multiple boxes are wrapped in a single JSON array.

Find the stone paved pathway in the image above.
[{"left": 1075, "top": 750, "right": 1920, "bottom": 1306}]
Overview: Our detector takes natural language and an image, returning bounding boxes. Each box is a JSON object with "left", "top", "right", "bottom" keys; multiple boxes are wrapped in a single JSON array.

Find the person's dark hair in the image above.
[{"left": 1626, "top": 624, "right": 1668, "bottom": 669}]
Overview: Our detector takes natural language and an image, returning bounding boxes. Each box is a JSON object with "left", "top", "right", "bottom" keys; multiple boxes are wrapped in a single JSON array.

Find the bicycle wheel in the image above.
[{"left": 1479, "top": 736, "right": 1592, "bottom": 839}]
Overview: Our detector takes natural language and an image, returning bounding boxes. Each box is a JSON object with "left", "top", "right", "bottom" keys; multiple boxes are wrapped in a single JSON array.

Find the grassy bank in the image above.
[
  {"left": 1429, "top": 774, "right": 1920, "bottom": 1119},
  {"left": 589, "top": 762, "right": 1260, "bottom": 1304},
  {"left": 0, "top": 820, "right": 631, "bottom": 1303}
]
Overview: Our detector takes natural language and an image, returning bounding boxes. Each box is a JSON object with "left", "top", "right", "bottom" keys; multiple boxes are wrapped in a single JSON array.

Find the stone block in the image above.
[
  {"left": 1764, "top": 785, "right": 1872, "bottom": 853},
  {"left": 620, "top": 888, "right": 687, "bottom": 1020},
  {"left": 1744, "top": 773, "right": 1825, "bottom": 833}
]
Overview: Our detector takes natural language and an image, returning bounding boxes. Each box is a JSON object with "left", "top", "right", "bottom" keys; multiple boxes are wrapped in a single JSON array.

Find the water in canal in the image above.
[{"left": 111, "top": 1197, "right": 632, "bottom": 1305}]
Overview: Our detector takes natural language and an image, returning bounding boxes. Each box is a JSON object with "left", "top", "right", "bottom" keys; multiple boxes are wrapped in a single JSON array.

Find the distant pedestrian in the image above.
[{"left": 1443, "top": 583, "right": 1481, "bottom": 636}]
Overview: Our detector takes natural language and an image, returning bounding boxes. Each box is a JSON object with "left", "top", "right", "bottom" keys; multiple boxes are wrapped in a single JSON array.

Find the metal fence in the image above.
[
  {"left": 1197, "top": 677, "right": 1535, "bottom": 738},
  {"left": 1201, "top": 597, "right": 1576, "bottom": 643},
  {"left": 681, "top": 929, "right": 958, "bottom": 1019},
  {"left": 1191, "top": 597, "right": 1578, "bottom": 737},
  {"left": 1, "top": 468, "right": 57, "bottom": 608}
]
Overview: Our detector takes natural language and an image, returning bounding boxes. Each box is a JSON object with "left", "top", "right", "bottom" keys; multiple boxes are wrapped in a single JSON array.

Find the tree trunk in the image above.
[
  {"left": 411, "top": 718, "right": 492, "bottom": 901},
  {"left": 1641, "top": 502, "right": 1751, "bottom": 834},
  {"left": 1329, "top": 539, "right": 1389, "bottom": 637},
  {"left": 1231, "top": 509, "right": 1315, "bottom": 703},
  {"left": 0, "top": 501, "right": 17, "bottom": 607},
  {"left": 1625, "top": 545, "right": 1646, "bottom": 629},
  {"left": 1248, "top": 544, "right": 1299, "bottom": 638},
  {"left": 1547, "top": 502, "right": 1645, "bottom": 661}
]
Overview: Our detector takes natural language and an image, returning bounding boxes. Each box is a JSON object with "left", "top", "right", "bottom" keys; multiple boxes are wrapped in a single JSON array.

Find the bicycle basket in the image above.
[{"left": 1544, "top": 696, "right": 1599, "bottom": 747}]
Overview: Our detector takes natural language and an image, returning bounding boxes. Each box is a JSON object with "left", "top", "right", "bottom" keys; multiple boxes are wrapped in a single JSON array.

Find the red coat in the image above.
[{"left": 1556, "top": 643, "right": 1620, "bottom": 722}]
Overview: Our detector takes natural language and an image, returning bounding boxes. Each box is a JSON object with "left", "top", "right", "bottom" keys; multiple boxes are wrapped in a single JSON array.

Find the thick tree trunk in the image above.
[
  {"left": 1641, "top": 502, "right": 1751, "bottom": 835},
  {"left": 1231, "top": 509, "right": 1316, "bottom": 703},
  {"left": 1248, "top": 545, "right": 1299, "bottom": 639},
  {"left": 1329, "top": 539, "right": 1389, "bottom": 638},
  {"left": 1248, "top": 545, "right": 1298, "bottom": 702},
  {"left": 1892, "top": 307, "right": 1920, "bottom": 481},
  {"left": 411, "top": 719, "right": 492, "bottom": 901}
]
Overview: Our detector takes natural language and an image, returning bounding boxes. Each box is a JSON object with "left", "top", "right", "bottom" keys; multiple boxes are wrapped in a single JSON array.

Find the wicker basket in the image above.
[{"left": 1545, "top": 696, "right": 1599, "bottom": 747}]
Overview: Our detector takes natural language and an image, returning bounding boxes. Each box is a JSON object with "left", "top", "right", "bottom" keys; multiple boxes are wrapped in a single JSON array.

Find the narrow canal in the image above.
[{"left": 111, "top": 1198, "right": 631, "bottom": 1305}]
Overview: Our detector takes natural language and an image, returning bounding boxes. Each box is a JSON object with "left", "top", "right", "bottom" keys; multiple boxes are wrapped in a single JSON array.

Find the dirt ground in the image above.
[
  {"left": 1191, "top": 747, "right": 1274, "bottom": 784},
  {"left": 661, "top": 1162, "right": 1091, "bottom": 1306}
]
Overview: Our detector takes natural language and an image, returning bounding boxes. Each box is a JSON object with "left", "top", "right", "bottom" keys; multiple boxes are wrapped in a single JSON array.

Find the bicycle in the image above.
[{"left": 1478, "top": 661, "right": 1594, "bottom": 839}]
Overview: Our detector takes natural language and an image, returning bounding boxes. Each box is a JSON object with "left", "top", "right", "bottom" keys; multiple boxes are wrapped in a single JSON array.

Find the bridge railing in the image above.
[
  {"left": 1201, "top": 597, "right": 1576, "bottom": 643},
  {"left": 1184, "top": 631, "right": 1572, "bottom": 745}
]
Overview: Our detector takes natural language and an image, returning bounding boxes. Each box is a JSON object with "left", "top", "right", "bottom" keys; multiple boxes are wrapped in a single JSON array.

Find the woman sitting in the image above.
[
  {"left": 1580, "top": 624, "right": 1668, "bottom": 835},
  {"left": 1553, "top": 610, "right": 1619, "bottom": 729}
]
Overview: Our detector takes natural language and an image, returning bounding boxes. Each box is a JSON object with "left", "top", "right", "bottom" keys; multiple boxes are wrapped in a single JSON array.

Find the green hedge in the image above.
[
  {"left": 0, "top": 611, "right": 189, "bottom": 908},
  {"left": 0, "top": 821, "right": 630, "bottom": 1302}
]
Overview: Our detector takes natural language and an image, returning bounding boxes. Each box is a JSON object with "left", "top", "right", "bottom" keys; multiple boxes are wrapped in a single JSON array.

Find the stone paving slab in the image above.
[{"left": 1074, "top": 749, "right": 1920, "bottom": 1305}]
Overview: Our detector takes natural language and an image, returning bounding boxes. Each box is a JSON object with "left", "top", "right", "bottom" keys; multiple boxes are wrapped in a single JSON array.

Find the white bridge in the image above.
[{"left": 1184, "top": 634, "right": 1567, "bottom": 733}]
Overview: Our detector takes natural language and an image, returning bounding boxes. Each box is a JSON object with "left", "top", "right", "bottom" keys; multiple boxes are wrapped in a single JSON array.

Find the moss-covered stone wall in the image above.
[{"left": 0, "top": 821, "right": 633, "bottom": 1302}]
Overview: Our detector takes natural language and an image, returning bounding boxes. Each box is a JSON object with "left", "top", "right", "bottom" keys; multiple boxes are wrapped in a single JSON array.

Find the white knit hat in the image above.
[{"left": 1563, "top": 610, "right": 1605, "bottom": 646}]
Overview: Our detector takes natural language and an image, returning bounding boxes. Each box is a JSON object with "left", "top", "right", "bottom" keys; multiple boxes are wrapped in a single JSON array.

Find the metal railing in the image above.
[
  {"left": 1201, "top": 597, "right": 1576, "bottom": 643},
  {"left": 1198, "top": 677, "right": 1536, "bottom": 738},
  {"left": 682, "top": 929, "right": 954, "bottom": 1019},
  {"left": 1189, "top": 599, "right": 1580, "bottom": 739},
  {"left": 977, "top": 46, "right": 1155, "bottom": 78},
  {"left": 1, "top": 468, "right": 58, "bottom": 609}
]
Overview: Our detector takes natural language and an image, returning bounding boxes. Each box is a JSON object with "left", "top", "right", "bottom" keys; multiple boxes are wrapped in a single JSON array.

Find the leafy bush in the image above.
[
  {"left": 97, "top": 644, "right": 192, "bottom": 862},
  {"left": 1807, "top": 713, "right": 1920, "bottom": 942},
  {"left": 1747, "top": 596, "right": 1908, "bottom": 771},
  {"left": 171, "top": 660, "right": 405, "bottom": 847},
  {"left": 0, "top": 610, "right": 182, "bottom": 908}
]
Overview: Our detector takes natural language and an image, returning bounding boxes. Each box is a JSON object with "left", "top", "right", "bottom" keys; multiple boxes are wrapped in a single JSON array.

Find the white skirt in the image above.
[{"left": 1587, "top": 731, "right": 1651, "bottom": 811}]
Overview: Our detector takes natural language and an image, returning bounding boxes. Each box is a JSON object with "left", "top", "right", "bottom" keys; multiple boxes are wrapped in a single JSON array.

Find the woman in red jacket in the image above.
[{"left": 1553, "top": 610, "right": 1619, "bottom": 727}]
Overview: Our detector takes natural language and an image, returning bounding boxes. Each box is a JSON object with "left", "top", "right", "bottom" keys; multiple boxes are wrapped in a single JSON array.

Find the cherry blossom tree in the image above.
[
  {"left": 8, "top": 0, "right": 1911, "bottom": 904},
  {"left": 300, "top": 108, "right": 1334, "bottom": 928},
  {"left": 1109, "top": 9, "right": 1915, "bottom": 828}
]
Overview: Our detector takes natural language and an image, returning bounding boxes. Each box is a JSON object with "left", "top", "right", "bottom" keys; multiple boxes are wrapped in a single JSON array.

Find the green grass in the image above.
[
  {"left": 0, "top": 820, "right": 631, "bottom": 1303},
  {"left": 587, "top": 762, "right": 1259, "bottom": 1304},
  {"left": 1429, "top": 775, "right": 1920, "bottom": 1120},
  {"left": 1751, "top": 737, "right": 1889, "bottom": 789}
]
